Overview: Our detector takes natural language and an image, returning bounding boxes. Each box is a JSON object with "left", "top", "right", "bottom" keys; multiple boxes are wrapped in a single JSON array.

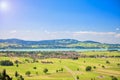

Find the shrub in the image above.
[
  {"left": 56, "top": 70, "right": 58, "bottom": 73},
  {"left": 36, "top": 72, "right": 38, "bottom": 75},
  {"left": 77, "top": 68, "right": 79, "bottom": 71},
  {"left": 33, "top": 67, "right": 37, "bottom": 69},
  {"left": 102, "top": 65, "right": 105, "bottom": 68},
  {"left": 25, "top": 59, "right": 30, "bottom": 63},
  {"left": 86, "top": 66, "right": 92, "bottom": 71},
  {"left": 25, "top": 71, "right": 31, "bottom": 76},
  {"left": 117, "top": 63, "right": 120, "bottom": 66},
  {"left": 72, "top": 57, "right": 78, "bottom": 60},
  {"left": 84, "top": 61, "right": 86, "bottom": 63},
  {"left": 106, "top": 60, "right": 110, "bottom": 64}
]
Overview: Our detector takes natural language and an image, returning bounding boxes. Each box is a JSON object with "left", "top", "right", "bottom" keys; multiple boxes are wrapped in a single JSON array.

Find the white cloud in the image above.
[
  {"left": 0, "top": 30, "right": 120, "bottom": 43},
  {"left": 73, "top": 31, "right": 116, "bottom": 36},
  {"left": 10, "top": 30, "right": 17, "bottom": 33},
  {"left": 70, "top": 31, "right": 120, "bottom": 43},
  {"left": 115, "top": 34, "right": 120, "bottom": 38}
]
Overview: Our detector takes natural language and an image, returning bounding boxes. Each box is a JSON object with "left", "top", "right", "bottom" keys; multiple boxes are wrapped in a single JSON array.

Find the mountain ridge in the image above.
[{"left": 0, "top": 38, "right": 120, "bottom": 49}]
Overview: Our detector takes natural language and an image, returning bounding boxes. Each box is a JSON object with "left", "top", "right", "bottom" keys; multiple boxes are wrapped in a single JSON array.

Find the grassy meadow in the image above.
[{"left": 0, "top": 51, "right": 120, "bottom": 80}]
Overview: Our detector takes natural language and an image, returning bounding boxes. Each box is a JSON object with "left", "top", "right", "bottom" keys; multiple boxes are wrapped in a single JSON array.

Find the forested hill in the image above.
[{"left": 0, "top": 39, "right": 120, "bottom": 49}]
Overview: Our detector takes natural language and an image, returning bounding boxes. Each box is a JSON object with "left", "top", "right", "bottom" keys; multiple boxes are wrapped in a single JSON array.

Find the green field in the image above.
[{"left": 0, "top": 51, "right": 120, "bottom": 80}]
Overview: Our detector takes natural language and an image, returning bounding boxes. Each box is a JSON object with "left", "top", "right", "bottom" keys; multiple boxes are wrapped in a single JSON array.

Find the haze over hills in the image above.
[{"left": 0, "top": 38, "right": 120, "bottom": 49}]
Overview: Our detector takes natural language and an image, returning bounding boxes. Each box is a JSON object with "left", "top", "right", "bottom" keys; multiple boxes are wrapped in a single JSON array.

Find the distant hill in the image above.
[
  {"left": 82, "top": 40, "right": 100, "bottom": 44},
  {"left": 0, "top": 38, "right": 120, "bottom": 49}
]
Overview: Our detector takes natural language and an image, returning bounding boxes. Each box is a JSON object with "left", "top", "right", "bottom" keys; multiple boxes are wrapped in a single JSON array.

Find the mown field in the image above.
[{"left": 0, "top": 51, "right": 120, "bottom": 80}]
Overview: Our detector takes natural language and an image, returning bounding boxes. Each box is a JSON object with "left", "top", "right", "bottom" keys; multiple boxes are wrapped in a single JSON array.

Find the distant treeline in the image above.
[{"left": 0, "top": 51, "right": 120, "bottom": 59}]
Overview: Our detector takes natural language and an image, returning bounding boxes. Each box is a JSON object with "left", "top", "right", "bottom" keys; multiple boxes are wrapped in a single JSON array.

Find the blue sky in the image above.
[{"left": 0, "top": 0, "right": 120, "bottom": 43}]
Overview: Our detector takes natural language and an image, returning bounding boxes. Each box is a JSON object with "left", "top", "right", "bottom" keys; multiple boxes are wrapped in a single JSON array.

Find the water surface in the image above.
[{"left": 0, "top": 48, "right": 120, "bottom": 52}]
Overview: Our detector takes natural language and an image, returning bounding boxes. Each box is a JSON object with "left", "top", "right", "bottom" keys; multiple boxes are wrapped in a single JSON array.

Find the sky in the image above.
[{"left": 0, "top": 0, "right": 120, "bottom": 43}]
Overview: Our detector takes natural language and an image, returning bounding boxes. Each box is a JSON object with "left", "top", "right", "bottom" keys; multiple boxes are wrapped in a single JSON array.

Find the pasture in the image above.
[{"left": 0, "top": 51, "right": 120, "bottom": 80}]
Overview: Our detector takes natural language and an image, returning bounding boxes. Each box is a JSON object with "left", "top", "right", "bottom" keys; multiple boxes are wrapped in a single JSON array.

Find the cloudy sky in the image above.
[{"left": 0, "top": 0, "right": 120, "bottom": 43}]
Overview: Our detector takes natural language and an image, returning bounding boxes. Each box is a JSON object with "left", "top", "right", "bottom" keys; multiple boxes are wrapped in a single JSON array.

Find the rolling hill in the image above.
[{"left": 0, "top": 39, "right": 120, "bottom": 49}]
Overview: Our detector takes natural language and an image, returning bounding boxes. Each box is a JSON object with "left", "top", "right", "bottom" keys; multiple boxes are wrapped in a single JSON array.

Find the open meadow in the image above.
[
  {"left": 1, "top": 0, "right": 120, "bottom": 80},
  {"left": 0, "top": 51, "right": 120, "bottom": 80}
]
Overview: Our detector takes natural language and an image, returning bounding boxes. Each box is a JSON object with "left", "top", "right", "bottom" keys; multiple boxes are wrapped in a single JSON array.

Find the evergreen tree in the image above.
[
  {"left": 15, "top": 71, "right": 19, "bottom": 77},
  {"left": 2, "top": 69, "right": 6, "bottom": 77}
]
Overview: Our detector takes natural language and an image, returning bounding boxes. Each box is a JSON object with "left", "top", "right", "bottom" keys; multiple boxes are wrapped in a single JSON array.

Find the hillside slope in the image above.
[{"left": 0, "top": 39, "right": 120, "bottom": 49}]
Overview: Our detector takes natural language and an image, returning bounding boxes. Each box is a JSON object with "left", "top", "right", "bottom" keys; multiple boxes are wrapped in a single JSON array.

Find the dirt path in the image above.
[{"left": 64, "top": 66, "right": 77, "bottom": 80}]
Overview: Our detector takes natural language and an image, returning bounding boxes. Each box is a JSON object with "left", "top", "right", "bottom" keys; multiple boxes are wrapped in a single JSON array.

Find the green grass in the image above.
[
  {"left": 0, "top": 52, "right": 120, "bottom": 80},
  {"left": 79, "top": 51, "right": 120, "bottom": 56}
]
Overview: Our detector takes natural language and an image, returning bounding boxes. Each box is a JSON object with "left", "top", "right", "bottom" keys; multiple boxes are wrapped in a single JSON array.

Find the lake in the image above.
[{"left": 0, "top": 48, "right": 120, "bottom": 52}]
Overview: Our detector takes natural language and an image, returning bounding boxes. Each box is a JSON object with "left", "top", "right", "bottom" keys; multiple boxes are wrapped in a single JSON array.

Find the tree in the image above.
[
  {"left": 0, "top": 69, "right": 12, "bottom": 80},
  {"left": 0, "top": 73, "right": 2, "bottom": 78},
  {"left": 17, "top": 75, "right": 24, "bottom": 80},
  {"left": 36, "top": 72, "right": 38, "bottom": 75},
  {"left": 16, "top": 64, "right": 19, "bottom": 67},
  {"left": 72, "top": 57, "right": 78, "bottom": 60},
  {"left": 15, "top": 71, "right": 19, "bottom": 77},
  {"left": 76, "top": 75, "right": 79, "bottom": 80},
  {"left": 86, "top": 66, "right": 92, "bottom": 71},
  {"left": 93, "top": 66, "right": 96, "bottom": 69},
  {"left": 111, "top": 76, "right": 118, "bottom": 80},
  {"left": 2, "top": 69, "right": 6, "bottom": 77},
  {"left": 25, "top": 71, "right": 31, "bottom": 76},
  {"left": 61, "top": 68, "right": 63, "bottom": 72},
  {"left": 14, "top": 60, "right": 19, "bottom": 64},
  {"left": 43, "top": 68, "right": 48, "bottom": 74}
]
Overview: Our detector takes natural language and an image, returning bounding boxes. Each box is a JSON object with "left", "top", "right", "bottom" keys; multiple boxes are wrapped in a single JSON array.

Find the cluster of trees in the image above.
[
  {"left": 25, "top": 68, "right": 49, "bottom": 77},
  {"left": 0, "top": 60, "right": 13, "bottom": 66},
  {"left": 15, "top": 71, "right": 24, "bottom": 80},
  {"left": 0, "top": 65, "right": 118, "bottom": 80},
  {"left": 84, "top": 66, "right": 118, "bottom": 80},
  {"left": 0, "top": 51, "right": 80, "bottom": 59},
  {"left": 56, "top": 68, "right": 64, "bottom": 72},
  {"left": 0, "top": 69, "right": 12, "bottom": 80},
  {"left": 0, "top": 69, "right": 24, "bottom": 80},
  {"left": 1, "top": 51, "right": 120, "bottom": 60}
]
